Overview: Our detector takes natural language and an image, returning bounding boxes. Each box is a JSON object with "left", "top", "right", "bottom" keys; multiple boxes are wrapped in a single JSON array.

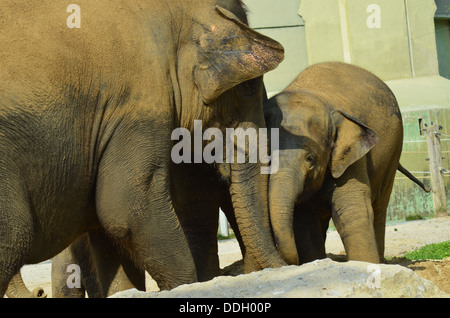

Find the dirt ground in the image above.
[
  {"left": 16, "top": 215, "right": 450, "bottom": 297},
  {"left": 343, "top": 216, "right": 450, "bottom": 294},
  {"left": 218, "top": 215, "right": 450, "bottom": 294}
]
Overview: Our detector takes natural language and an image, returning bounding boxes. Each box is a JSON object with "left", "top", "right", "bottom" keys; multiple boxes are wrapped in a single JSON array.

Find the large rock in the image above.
[{"left": 110, "top": 259, "right": 448, "bottom": 298}]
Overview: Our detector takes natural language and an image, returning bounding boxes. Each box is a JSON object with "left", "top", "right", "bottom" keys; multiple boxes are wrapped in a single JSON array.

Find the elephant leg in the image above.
[
  {"left": 219, "top": 186, "right": 246, "bottom": 262},
  {"left": 117, "top": 251, "right": 146, "bottom": 292},
  {"left": 52, "top": 234, "right": 103, "bottom": 298},
  {"left": 177, "top": 205, "right": 220, "bottom": 282},
  {"left": 293, "top": 202, "right": 329, "bottom": 264},
  {"left": 52, "top": 230, "right": 145, "bottom": 298},
  {"left": 0, "top": 245, "right": 27, "bottom": 298},
  {"left": 171, "top": 163, "right": 221, "bottom": 282},
  {"left": 372, "top": 176, "right": 396, "bottom": 262},
  {"left": 88, "top": 229, "right": 145, "bottom": 296},
  {"left": 96, "top": 133, "right": 196, "bottom": 290},
  {"left": 329, "top": 160, "right": 379, "bottom": 263},
  {"left": 0, "top": 181, "right": 33, "bottom": 297},
  {"left": 96, "top": 171, "right": 196, "bottom": 290},
  {"left": 373, "top": 204, "right": 387, "bottom": 262},
  {"left": 51, "top": 247, "right": 86, "bottom": 298}
]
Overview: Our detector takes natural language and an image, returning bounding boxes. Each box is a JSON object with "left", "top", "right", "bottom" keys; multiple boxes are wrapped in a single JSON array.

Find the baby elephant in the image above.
[{"left": 266, "top": 62, "right": 404, "bottom": 264}]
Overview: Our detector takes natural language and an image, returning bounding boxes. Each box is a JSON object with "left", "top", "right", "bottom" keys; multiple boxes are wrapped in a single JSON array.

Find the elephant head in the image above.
[
  {"left": 171, "top": 0, "right": 286, "bottom": 271},
  {"left": 172, "top": 0, "right": 284, "bottom": 126},
  {"left": 265, "top": 91, "right": 379, "bottom": 265}
]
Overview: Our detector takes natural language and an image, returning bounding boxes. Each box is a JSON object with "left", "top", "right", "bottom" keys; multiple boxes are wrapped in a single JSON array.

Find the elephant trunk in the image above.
[
  {"left": 269, "top": 168, "right": 303, "bottom": 265},
  {"left": 229, "top": 162, "right": 286, "bottom": 272},
  {"left": 5, "top": 272, "right": 47, "bottom": 298},
  {"left": 31, "top": 287, "right": 47, "bottom": 298}
]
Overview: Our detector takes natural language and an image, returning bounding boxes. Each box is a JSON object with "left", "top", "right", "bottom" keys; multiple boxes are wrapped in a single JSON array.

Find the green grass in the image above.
[
  {"left": 404, "top": 241, "right": 450, "bottom": 260},
  {"left": 404, "top": 214, "right": 424, "bottom": 221},
  {"left": 217, "top": 233, "right": 236, "bottom": 240}
]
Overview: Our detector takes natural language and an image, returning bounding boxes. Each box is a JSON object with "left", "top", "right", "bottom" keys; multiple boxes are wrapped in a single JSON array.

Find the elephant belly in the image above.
[{"left": 25, "top": 189, "right": 99, "bottom": 264}]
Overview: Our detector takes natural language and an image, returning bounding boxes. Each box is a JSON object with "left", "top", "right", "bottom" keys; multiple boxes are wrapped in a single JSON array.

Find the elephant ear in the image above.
[
  {"left": 330, "top": 110, "right": 379, "bottom": 179},
  {"left": 194, "top": 6, "right": 284, "bottom": 105}
]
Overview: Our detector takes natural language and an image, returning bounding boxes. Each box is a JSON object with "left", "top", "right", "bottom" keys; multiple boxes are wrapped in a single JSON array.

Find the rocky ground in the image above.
[
  {"left": 113, "top": 259, "right": 447, "bottom": 298},
  {"left": 16, "top": 215, "right": 450, "bottom": 298}
]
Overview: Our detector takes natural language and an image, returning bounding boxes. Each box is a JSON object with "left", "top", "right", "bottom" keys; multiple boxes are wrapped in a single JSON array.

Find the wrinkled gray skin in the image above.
[
  {"left": 51, "top": 230, "right": 145, "bottom": 297},
  {"left": 50, "top": 159, "right": 430, "bottom": 297},
  {"left": 266, "top": 62, "right": 405, "bottom": 264},
  {"left": 51, "top": 162, "right": 243, "bottom": 297},
  {"left": 51, "top": 61, "right": 429, "bottom": 296},
  {"left": 0, "top": 0, "right": 286, "bottom": 296}
]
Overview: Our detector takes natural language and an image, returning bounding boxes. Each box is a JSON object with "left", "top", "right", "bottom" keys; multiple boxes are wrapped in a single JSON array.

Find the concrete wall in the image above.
[
  {"left": 243, "top": 0, "right": 308, "bottom": 96},
  {"left": 298, "top": 0, "right": 440, "bottom": 80},
  {"left": 244, "top": 0, "right": 443, "bottom": 94}
]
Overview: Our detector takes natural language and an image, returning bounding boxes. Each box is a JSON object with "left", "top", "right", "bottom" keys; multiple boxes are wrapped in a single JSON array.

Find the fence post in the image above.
[{"left": 426, "top": 123, "right": 447, "bottom": 214}]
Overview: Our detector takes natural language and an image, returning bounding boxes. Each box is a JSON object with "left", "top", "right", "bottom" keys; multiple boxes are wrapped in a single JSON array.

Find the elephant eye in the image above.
[{"left": 306, "top": 153, "right": 316, "bottom": 168}]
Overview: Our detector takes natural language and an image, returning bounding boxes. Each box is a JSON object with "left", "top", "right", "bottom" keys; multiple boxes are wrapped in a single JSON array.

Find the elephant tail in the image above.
[{"left": 397, "top": 163, "right": 431, "bottom": 192}]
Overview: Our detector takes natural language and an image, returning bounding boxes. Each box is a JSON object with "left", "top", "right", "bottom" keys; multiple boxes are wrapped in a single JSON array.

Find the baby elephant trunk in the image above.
[
  {"left": 6, "top": 272, "right": 47, "bottom": 298},
  {"left": 269, "top": 170, "right": 303, "bottom": 265}
]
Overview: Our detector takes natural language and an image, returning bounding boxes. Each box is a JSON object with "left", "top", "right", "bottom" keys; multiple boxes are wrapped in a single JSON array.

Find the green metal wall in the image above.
[{"left": 387, "top": 108, "right": 450, "bottom": 220}]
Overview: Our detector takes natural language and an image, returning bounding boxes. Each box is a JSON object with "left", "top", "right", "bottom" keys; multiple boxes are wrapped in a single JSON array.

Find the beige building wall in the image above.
[
  {"left": 244, "top": 0, "right": 447, "bottom": 96},
  {"left": 299, "top": 0, "right": 440, "bottom": 81}
]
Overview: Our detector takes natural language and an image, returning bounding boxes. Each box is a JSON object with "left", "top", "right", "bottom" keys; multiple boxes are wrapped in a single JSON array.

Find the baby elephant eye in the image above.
[{"left": 306, "top": 153, "right": 316, "bottom": 168}]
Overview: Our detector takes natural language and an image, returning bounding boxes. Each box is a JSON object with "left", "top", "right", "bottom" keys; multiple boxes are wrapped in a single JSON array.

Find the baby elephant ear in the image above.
[
  {"left": 330, "top": 110, "right": 379, "bottom": 179},
  {"left": 194, "top": 6, "right": 284, "bottom": 105}
]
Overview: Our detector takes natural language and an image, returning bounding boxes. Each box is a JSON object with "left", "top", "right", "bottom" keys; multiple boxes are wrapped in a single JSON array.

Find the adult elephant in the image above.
[
  {"left": 0, "top": 0, "right": 286, "bottom": 296},
  {"left": 265, "top": 62, "right": 409, "bottom": 264},
  {"left": 52, "top": 60, "right": 429, "bottom": 296}
]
